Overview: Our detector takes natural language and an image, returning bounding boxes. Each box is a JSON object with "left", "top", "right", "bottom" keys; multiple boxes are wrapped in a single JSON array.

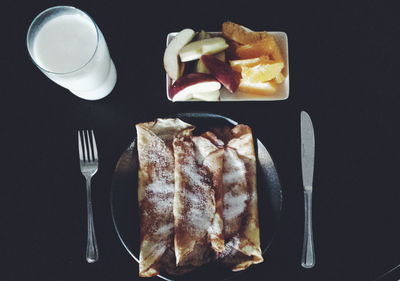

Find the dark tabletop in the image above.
[{"left": 1, "top": 0, "right": 400, "bottom": 280}]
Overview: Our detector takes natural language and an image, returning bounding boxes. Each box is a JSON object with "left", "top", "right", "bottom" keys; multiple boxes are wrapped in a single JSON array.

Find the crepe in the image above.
[
  {"left": 173, "top": 132, "right": 225, "bottom": 267},
  {"left": 136, "top": 118, "right": 194, "bottom": 277},
  {"left": 136, "top": 119, "right": 262, "bottom": 275},
  {"left": 216, "top": 125, "right": 263, "bottom": 271},
  {"left": 198, "top": 132, "right": 225, "bottom": 253}
]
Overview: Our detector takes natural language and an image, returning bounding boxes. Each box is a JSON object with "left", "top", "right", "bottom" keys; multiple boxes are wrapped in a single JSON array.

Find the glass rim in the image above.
[{"left": 26, "top": 6, "right": 100, "bottom": 75}]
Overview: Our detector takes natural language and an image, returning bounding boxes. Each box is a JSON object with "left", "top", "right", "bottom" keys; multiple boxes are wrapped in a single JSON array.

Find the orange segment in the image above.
[
  {"left": 239, "top": 80, "right": 276, "bottom": 95},
  {"left": 274, "top": 72, "right": 286, "bottom": 84},
  {"left": 241, "top": 62, "right": 284, "bottom": 83},
  {"left": 236, "top": 35, "right": 284, "bottom": 62},
  {"left": 229, "top": 56, "right": 271, "bottom": 72}
]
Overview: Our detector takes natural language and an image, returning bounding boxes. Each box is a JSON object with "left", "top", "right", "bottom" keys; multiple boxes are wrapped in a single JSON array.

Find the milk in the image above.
[
  {"left": 30, "top": 11, "right": 116, "bottom": 100},
  {"left": 34, "top": 14, "right": 98, "bottom": 74}
]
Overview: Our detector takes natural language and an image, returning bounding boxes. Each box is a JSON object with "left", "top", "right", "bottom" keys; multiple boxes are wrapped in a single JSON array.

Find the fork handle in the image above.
[
  {"left": 85, "top": 177, "right": 99, "bottom": 263},
  {"left": 302, "top": 190, "right": 315, "bottom": 268}
]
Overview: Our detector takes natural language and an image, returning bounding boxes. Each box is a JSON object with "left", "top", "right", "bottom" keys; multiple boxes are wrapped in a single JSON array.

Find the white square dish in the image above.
[{"left": 166, "top": 31, "right": 289, "bottom": 102}]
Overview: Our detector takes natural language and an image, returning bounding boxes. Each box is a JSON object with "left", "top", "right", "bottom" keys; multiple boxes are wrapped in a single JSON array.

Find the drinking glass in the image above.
[{"left": 27, "top": 6, "right": 117, "bottom": 100}]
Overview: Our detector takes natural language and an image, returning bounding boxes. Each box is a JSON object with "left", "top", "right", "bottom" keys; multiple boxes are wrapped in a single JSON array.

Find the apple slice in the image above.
[
  {"left": 195, "top": 31, "right": 214, "bottom": 73},
  {"left": 201, "top": 55, "right": 240, "bottom": 93},
  {"left": 197, "top": 30, "right": 211, "bottom": 40},
  {"left": 216, "top": 51, "right": 226, "bottom": 62},
  {"left": 196, "top": 51, "right": 225, "bottom": 73},
  {"left": 196, "top": 60, "right": 209, "bottom": 74},
  {"left": 164, "top": 28, "right": 195, "bottom": 80},
  {"left": 179, "top": 37, "right": 228, "bottom": 62},
  {"left": 169, "top": 73, "right": 221, "bottom": 102},
  {"left": 196, "top": 59, "right": 209, "bottom": 74},
  {"left": 179, "top": 62, "right": 186, "bottom": 77},
  {"left": 225, "top": 40, "right": 241, "bottom": 60},
  {"left": 192, "top": 90, "right": 220, "bottom": 101}
]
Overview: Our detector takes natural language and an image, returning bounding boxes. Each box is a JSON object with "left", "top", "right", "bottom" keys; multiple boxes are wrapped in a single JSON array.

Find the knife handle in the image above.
[{"left": 302, "top": 190, "right": 315, "bottom": 268}]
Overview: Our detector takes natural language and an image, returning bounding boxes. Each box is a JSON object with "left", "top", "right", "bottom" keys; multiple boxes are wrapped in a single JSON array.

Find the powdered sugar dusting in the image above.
[
  {"left": 182, "top": 163, "right": 207, "bottom": 189},
  {"left": 184, "top": 190, "right": 203, "bottom": 206},
  {"left": 147, "top": 181, "right": 174, "bottom": 213},
  {"left": 140, "top": 138, "right": 174, "bottom": 173},
  {"left": 137, "top": 125, "right": 177, "bottom": 236},
  {"left": 154, "top": 223, "right": 174, "bottom": 236},
  {"left": 174, "top": 137, "right": 214, "bottom": 237},
  {"left": 224, "top": 192, "right": 248, "bottom": 220},
  {"left": 182, "top": 158, "right": 214, "bottom": 235},
  {"left": 223, "top": 148, "right": 246, "bottom": 185},
  {"left": 187, "top": 207, "right": 212, "bottom": 228},
  {"left": 141, "top": 140, "right": 175, "bottom": 215},
  {"left": 222, "top": 147, "right": 250, "bottom": 235},
  {"left": 146, "top": 180, "right": 173, "bottom": 194}
]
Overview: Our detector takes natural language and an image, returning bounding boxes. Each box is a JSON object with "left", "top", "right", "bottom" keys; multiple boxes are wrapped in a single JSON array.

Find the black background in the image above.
[{"left": 1, "top": 0, "right": 400, "bottom": 280}]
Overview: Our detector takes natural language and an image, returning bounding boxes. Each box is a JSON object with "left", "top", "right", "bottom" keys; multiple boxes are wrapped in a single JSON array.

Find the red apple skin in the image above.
[
  {"left": 201, "top": 55, "right": 241, "bottom": 93},
  {"left": 169, "top": 73, "right": 219, "bottom": 100},
  {"left": 224, "top": 40, "right": 241, "bottom": 60}
]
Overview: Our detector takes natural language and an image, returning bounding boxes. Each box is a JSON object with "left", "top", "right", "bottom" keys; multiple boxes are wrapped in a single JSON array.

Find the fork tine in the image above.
[
  {"left": 91, "top": 130, "right": 98, "bottom": 161},
  {"left": 82, "top": 130, "right": 89, "bottom": 162},
  {"left": 78, "top": 131, "right": 84, "bottom": 161},
  {"left": 85, "top": 130, "right": 92, "bottom": 162}
]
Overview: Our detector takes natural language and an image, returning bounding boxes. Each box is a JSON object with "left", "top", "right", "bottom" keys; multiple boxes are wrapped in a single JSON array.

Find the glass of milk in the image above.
[{"left": 26, "top": 6, "right": 117, "bottom": 100}]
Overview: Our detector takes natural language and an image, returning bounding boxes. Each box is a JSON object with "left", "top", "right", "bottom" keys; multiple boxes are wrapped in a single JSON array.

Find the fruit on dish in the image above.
[
  {"left": 201, "top": 55, "right": 240, "bottom": 93},
  {"left": 179, "top": 37, "right": 229, "bottom": 62},
  {"left": 168, "top": 73, "right": 221, "bottom": 102},
  {"left": 164, "top": 22, "right": 286, "bottom": 101},
  {"left": 163, "top": 29, "right": 195, "bottom": 81}
]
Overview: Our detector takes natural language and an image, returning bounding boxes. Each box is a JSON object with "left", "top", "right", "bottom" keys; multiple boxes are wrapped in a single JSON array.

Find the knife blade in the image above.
[
  {"left": 300, "top": 111, "right": 315, "bottom": 268},
  {"left": 301, "top": 111, "right": 315, "bottom": 191}
]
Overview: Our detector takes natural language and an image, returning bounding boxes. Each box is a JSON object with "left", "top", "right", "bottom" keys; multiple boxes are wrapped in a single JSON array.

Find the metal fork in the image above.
[{"left": 78, "top": 130, "right": 99, "bottom": 263}]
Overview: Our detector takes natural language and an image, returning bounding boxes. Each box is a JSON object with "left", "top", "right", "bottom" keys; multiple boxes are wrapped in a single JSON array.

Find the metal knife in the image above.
[{"left": 301, "top": 111, "right": 316, "bottom": 268}]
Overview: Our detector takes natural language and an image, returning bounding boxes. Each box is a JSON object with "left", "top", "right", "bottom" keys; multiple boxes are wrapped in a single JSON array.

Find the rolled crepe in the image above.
[
  {"left": 136, "top": 118, "right": 194, "bottom": 277},
  {"left": 217, "top": 125, "right": 263, "bottom": 271},
  {"left": 173, "top": 132, "right": 224, "bottom": 267},
  {"left": 198, "top": 132, "right": 225, "bottom": 254}
]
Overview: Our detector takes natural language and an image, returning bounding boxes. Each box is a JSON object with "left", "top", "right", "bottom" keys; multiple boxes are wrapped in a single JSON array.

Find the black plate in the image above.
[{"left": 110, "top": 112, "right": 283, "bottom": 281}]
